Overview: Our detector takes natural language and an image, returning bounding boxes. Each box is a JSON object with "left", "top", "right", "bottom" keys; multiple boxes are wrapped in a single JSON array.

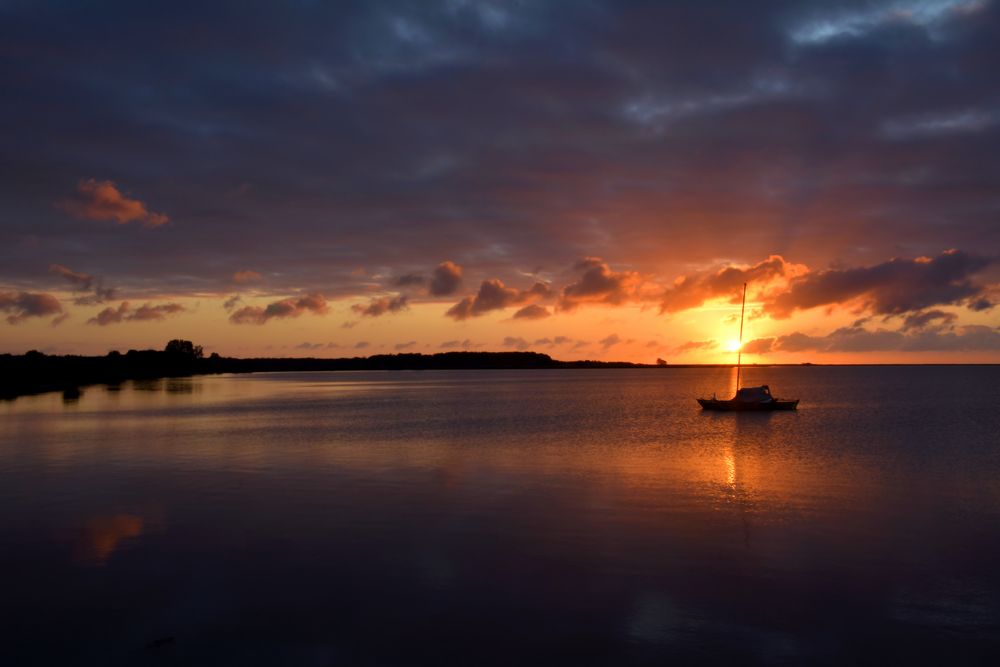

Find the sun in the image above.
[{"left": 723, "top": 339, "right": 743, "bottom": 353}]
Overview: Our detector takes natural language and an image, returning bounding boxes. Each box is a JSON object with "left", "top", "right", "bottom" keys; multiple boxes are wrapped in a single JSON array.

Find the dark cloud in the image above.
[
  {"left": 352, "top": 294, "right": 409, "bottom": 317},
  {"left": 229, "top": 294, "right": 329, "bottom": 325},
  {"left": 901, "top": 309, "right": 959, "bottom": 331},
  {"left": 767, "top": 324, "right": 1000, "bottom": 353},
  {"left": 57, "top": 179, "right": 168, "bottom": 227},
  {"left": 446, "top": 278, "right": 550, "bottom": 320},
  {"left": 599, "top": 333, "right": 622, "bottom": 349},
  {"left": 513, "top": 304, "right": 550, "bottom": 320},
  {"left": 560, "top": 258, "right": 644, "bottom": 311},
  {"left": 49, "top": 263, "right": 116, "bottom": 304},
  {"left": 768, "top": 250, "right": 994, "bottom": 318},
  {"left": 87, "top": 301, "right": 185, "bottom": 325},
  {"left": 392, "top": 273, "right": 426, "bottom": 288},
  {"left": 533, "top": 335, "right": 573, "bottom": 347},
  {"left": 0, "top": 291, "right": 63, "bottom": 324},
  {"left": 1, "top": 2, "right": 999, "bottom": 306},
  {"left": 502, "top": 336, "right": 530, "bottom": 351},
  {"left": 429, "top": 261, "right": 463, "bottom": 296},
  {"left": 49, "top": 264, "right": 93, "bottom": 290}
]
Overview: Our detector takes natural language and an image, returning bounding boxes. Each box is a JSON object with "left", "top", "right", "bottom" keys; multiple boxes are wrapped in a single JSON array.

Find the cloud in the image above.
[
  {"left": 675, "top": 339, "right": 718, "bottom": 353},
  {"left": 429, "top": 261, "right": 463, "bottom": 296},
  {"left": 0, "top": 291, "right": 63, "bottom": 324},
  {"left": 767, "top": 250, "right": 994, "bottom": 318},
  {"left": 742, "top": 337, "right": 775, "bottom": 354},
  {"left": 87, "top": 301, "right": 185, "bottom": 325},
  {"left": 560, "top": 258, "right": 645, "bottom": 311},
  {"left": 57, "top": 179, "right": 168, "bottom": 227},
  {"left": 229, "top": 293, "right": 329, "bottom": 324},
  {"left": 392, "top": 273, "right": 426, "bottom": 288},
  {"left": 789, "top": 0, "right": 988, "bottom": 45},
  {"left": 901, "top": 309, "right": 959, "bottom": 331},
  {"left": 440, "top": 338, "right": 474, "bottom": 349},
  {"left": 502, "top": 335, "right": 530, "bottom": 350},
  {"left": 599, "top": 333, "right": 622, "bottom": 349},
  {"left": 223, "top": 295, "right": 243, "bottom": 311},
  {"left": 4, "top": 3, "right": 999, "bottom": 318},
  {"left": 533, "top": 335, "right": 574, "bottom": 347},
  {"left": 352, "top": 294, "right": 409, "bottom": 317},
  {"left": 446, "top": 278, "right": 550, "bottom": 320},
  {"left": 129, "top": 302, "right": 185, "bottom": 321},
  {"left": 296, "top": 341, "right": 326, "bottom": 350},
  {"left": 882, "top": 108, "right": 999, "bottom": 140},
  {"left": 355, "top": 341, "right": 370, "bottom": 349},
  {"left": 395, "top": 340, "right": 417, "bottom": 350},
  {"left": 49, "top": 263, "right": 116, "bottom": 305},
  {"left": 765, "top": 324, "right": 1000, "bottom": 353},
  {"left": 661, "top": 255, "right": 805, "bottom": 313},
  {"left": 49, "top": 264, "right": 92, "bottom": 290},
  {"left": 513, "top": 304, "right": 550, "bottom": 320},
  {"left": 232, "top": 270, "right": 262, "bottom": 284}
]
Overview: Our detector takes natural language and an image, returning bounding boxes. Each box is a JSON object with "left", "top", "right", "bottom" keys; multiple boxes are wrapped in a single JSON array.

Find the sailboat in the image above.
[{"left": 697, "top": 282, "right": 799, "bottom": 411}]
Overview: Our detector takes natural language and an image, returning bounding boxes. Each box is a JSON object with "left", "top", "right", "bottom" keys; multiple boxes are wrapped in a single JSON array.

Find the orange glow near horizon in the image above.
[{"left": 1, "top": 289, "right": 998, "bottom": 364}]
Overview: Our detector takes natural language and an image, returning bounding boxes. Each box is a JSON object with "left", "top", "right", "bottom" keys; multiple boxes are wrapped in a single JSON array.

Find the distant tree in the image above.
[
  {"left": 209, "top": 352, "right": 221, "bottom": 361},
  {"left": 656, "top": 358, "right": 668, "bottom": 366},
  {"left": 164, "top": 339, "right": 203, "bottom": 360}
]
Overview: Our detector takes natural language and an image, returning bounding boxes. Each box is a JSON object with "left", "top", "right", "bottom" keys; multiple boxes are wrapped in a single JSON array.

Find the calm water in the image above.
[{"left": 2, "top": 367, "right": 1000, "bottom": 665}]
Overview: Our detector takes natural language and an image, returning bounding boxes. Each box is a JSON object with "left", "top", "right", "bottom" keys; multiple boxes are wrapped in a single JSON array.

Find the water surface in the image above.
[{"left": 2, "top": 367, "right": 999, "bottom": 664}]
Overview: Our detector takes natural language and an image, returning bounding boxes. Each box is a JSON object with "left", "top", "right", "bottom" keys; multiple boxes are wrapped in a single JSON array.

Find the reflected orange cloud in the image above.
[{"left": 76, "top": 514, "right": 143, "bottom": 565}]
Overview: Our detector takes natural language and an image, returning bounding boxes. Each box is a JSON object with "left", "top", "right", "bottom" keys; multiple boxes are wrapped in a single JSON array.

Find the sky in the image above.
[{"left": 1, "top": 0, "right": 999, "bottom": 363}]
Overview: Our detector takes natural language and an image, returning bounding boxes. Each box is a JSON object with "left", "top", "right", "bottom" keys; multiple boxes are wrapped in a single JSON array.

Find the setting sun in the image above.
[{"left": 724, "top": 339, "right": 743, "bottom": 353}]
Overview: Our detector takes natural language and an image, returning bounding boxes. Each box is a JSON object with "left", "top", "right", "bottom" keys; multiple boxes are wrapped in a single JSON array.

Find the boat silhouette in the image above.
[{"left": 698, "top": 282, "right": 799, "bottom": 411}]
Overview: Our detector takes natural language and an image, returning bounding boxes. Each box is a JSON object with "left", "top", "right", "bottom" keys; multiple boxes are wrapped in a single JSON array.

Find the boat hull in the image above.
[{"left": 697, "top": 398, "right": 799, "bottom": 411}]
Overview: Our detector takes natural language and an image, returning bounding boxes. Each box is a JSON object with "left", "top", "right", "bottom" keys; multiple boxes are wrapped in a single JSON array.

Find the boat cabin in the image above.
[{"left": 734, "top": 385, "right": 773, "bottom": 402}]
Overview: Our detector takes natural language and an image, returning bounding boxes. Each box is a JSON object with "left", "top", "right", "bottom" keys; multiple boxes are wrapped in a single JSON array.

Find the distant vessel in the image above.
[{"left": 698, "top": 282, "right": 799, "bottom": 411}]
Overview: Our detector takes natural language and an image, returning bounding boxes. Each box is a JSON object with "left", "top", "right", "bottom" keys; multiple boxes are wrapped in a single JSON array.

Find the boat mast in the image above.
[{"left": 736, "top": 282, "right": 747, "bottom": 391}]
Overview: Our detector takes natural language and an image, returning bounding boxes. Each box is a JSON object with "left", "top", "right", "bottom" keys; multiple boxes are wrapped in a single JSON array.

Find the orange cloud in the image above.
[
  {"left": 232, "top": 270, "right": 262, "bottom": 284},
  {"left": 58, "top": 179, "right": 168, "bottom": 227},
  {"left": 660, "top": 255, "right": 804, "bottom": 313},
  {"left": 229, "top": 293, "right": 329, "bottom": 324},
  {"left": 0, "top": 291, "right": 63, "bottom": 324},
  {"left": 675, "top": 339, "right": 719, "bottom": 353}
]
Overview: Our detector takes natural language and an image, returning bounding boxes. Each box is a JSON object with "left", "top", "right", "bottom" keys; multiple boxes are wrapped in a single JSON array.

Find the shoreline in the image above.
[{"left": 3, "top": 348, "right": 997, "bottom": 400}]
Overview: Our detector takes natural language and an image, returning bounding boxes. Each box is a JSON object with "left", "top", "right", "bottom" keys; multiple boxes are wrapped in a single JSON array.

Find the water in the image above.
[{"left": 2, "top": 367, "right": 999, "bottom": 665}]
